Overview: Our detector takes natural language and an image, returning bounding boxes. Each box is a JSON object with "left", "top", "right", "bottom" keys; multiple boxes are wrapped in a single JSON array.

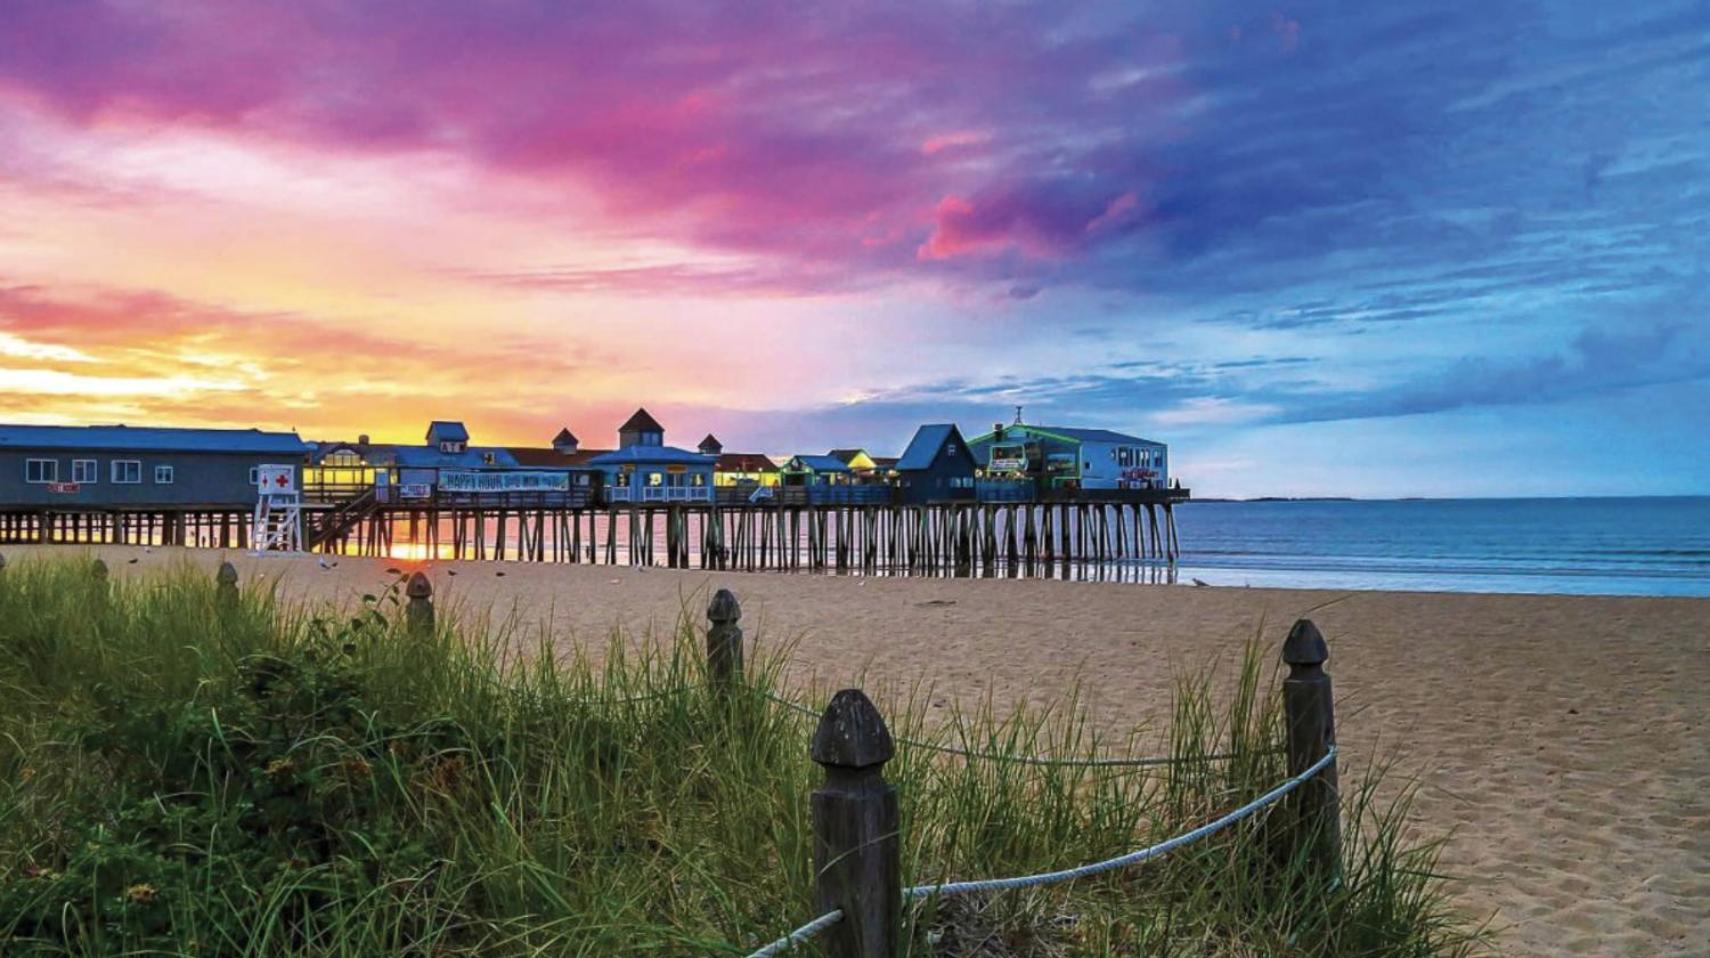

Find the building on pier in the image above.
[
  {"left": 588, "top": 408, "right": 715, "bottom": 502},
  {"left": 780, "top": 454, "right": 854, "bottom": 486},
  {"left": 966, "top": 422, "right": 1168, "bottom": 491},
  {"left": 894, "top": 424, "right": 978, "bottom": 504},
  {"left": 309, "top": 422, "right": 606, "bottom": 505},
  {"left": 0, "top": 423, "right": 309, "bottom": 508},
  {"left": 712, "top": 453, "right": 780, "bottom": 487}
]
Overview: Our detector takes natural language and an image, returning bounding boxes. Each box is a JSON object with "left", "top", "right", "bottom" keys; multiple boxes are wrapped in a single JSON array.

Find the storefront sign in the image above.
[{"left": 438, "top": 470, "right": 571, "bottom": 494}]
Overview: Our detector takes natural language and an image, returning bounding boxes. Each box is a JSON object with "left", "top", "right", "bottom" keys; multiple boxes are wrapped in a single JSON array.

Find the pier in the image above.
[{"left": 0, "top": 487, "right": 1187, "bottom": 575}]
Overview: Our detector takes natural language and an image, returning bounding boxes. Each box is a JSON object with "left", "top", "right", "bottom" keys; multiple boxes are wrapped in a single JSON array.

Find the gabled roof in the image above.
[
  {"left": 715, "top": 452, "right": 778, "bottom": 473},
  {"left": 828, "top": 448, "right": 868, "bottom": 464},
  {"left": 787, "top": 454, "right": 851, "bottom": 473},
  {"left": 425, "top": 420, "right": 470, "bottom": 444},
  {"left": 0, "top": 423, "right": 309, "bottom": 455},
  {"left": 896, "top": 424, "right": 966, "bottom": 471},
  {"left": 552, "top": 427, "right": 578, "bottom": 445},
  {"left": 698, "top": 433, "right": 723, "bottom": 451},
  {"left": 506, "top": 446, "right": 607, "bottom": 468},
  {"left": 618, "top": 408, "right": 664, "bottom": 434},
  {"left": 586, "top": 445, "right": 713, "bottom": 466}
]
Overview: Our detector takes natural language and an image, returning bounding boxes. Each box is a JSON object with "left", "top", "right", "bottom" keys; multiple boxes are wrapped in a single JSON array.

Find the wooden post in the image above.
[
  {"left": 811, "top": 689, "right": 900, "bottom": 958},
  {"left": 216, "top": 560, "right": 239, "bottom": 608},
  {"left": 1282, "top": 619, "right": 1340, "bottom": 882},
  {"left": 405, "top": 571, "right": 434, "bottom": 637},
  {"left": 705, "top": 587, "right": 744, "bottom": 692}
]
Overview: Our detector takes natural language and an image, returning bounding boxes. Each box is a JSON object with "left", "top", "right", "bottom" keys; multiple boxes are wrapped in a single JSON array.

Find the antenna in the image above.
[{"left": 1013, "top": 404, "right": 1024, "bottom": 425}]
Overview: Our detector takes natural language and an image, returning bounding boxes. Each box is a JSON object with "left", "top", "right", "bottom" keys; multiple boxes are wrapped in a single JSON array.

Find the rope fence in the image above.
[
  {"left": 743, "top": 747, "right": 1338, "bottom": 955},
  {"left": 392, "top": 576, "right": 1344, "bottom": 958},
  {"left": 744, "top": 908, "right": 844, "bottom": 958},
  {"left": 904, "top": 746, "right": 1337, "bottom": 898}
]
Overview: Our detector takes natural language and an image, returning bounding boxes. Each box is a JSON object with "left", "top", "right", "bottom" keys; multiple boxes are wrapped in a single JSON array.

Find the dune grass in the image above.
[{"left": 0, "top": 556, "right": 1486, "bottom": 956}]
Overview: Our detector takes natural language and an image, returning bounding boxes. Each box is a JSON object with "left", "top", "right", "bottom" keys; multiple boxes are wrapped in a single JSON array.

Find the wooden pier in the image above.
[{"left": 0, "top": 489, "right": 1187, "bottom": 575}]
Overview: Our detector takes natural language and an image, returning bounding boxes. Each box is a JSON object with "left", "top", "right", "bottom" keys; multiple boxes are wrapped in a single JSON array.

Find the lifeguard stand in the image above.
[{"left": 251, "top": 463, "right": 303, "bottom": 553}]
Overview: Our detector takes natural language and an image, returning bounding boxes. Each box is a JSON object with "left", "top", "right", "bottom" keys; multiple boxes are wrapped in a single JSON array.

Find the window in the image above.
[
  {"left": 25, "top": 459, "right": 57, "bottom": 483},
  {"left": 154, "top": 465, "right": 175, "bottom": 484},
  {"left": 946, "top": 443, "right": 958, "bottom": 455},
  {"left": 249, "top": 466, "right": 260, "bottom": 485},
  {"left": 647, "top": 472, "right": 663, "bottom": 486},
  {"left": 111, "top": 460, "right": 142, "bottom": 484},
  {"left": 1118, "top": 448, "right": 1133, "bottom": 467},
  {"left": 72, "top": 459, "right": 98, "bottom": 483}
]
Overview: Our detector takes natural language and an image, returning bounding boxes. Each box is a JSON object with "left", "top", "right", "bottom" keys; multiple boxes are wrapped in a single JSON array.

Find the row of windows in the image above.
[
  {"left": 25, "top": 459, "right": 174, "bottom": 485},
  {"left": 1113, "top": 447, "right": 1163, "bottom": 468},
  {"left": 641, "top": 472, "right": 708, "bottom": 487}
]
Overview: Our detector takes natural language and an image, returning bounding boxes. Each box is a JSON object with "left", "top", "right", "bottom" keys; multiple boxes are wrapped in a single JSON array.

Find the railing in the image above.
[
  {"left": 975, "top": 479, "right": 1034, "bottom": 502},
  {"left": 806, "top": 484, "right": 893, "bottom": 506},
  {"left": 631, "top": 486, "right": 712, "bottom": 503}
]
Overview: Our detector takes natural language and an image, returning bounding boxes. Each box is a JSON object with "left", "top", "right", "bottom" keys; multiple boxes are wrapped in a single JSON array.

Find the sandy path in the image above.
[{"left": 9, "top": 545, "right": 1708, "bottom": 956}]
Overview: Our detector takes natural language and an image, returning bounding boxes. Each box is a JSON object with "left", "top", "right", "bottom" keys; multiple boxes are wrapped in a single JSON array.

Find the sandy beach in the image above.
[{"left": 9, "top": 544, "right": 1707, "bottom": 956}]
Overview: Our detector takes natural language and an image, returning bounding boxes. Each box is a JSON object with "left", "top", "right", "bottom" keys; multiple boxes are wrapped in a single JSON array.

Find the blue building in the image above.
[
  {"left": 587, "top": 408, "right": 715, "bottom": 502},
  {"left": 0, "top": 423, "right": 310, "bottom": 508},
  {"left": 965, "top": 421, "right": 1168, "bottom": 491},
  {"left": 308, "top": 421, "right": 576, "bottom": 504},
  {"left": 893, "top": 424, "right": 978, "bottom": 504}
]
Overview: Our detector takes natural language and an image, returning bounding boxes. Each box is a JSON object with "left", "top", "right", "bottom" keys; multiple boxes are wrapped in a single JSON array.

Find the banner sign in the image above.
[
  {"left": 438, "top": 470, "right": 570, "bottom": 494},
  {"left": 47, "top": 482, "right": 80, "bottom": 494},
  {"left": 399, "top": 483, "right": 433, "bottom": 500}
]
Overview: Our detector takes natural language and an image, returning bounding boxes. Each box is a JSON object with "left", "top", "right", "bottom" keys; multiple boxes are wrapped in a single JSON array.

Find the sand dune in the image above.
[{"left": 9, "top": 545, "right": 1708, "bottom": 956}]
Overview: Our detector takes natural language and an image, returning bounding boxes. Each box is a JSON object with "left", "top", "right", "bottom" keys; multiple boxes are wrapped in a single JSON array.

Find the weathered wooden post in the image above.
[
  {"left": 1282, "top": 618, "right": 1340, "bottom": 881},
  {"left": 215, "top": 560, "right": 239, "bottom": 608},
  {"left": 811, "top": 689, "right": 901, "bottom": 958},
  {"left": 705, "top": 587, "right": 744, "bottom": 692},
  {"left": 405, "top": 571, "right": 434, "bottom": 637}
]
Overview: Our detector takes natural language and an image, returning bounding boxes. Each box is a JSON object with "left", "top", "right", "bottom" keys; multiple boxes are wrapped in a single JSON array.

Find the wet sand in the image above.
[{"left": 11, "top": 545, "right": 1708, "bottom": 956}]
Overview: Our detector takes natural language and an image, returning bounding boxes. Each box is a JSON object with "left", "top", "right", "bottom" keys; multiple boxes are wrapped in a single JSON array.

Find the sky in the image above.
[{"left": 1, "top": 0, "right": 1706, "bottom": 498}]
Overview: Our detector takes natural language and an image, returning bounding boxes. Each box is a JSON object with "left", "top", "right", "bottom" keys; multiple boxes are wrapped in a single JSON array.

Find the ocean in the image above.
[
  {"left": 349, "top": 495, "right": 1710, "bottom": 598},
  {"left": 1171, "top": 496, "right": 1710, "bottom": 597}
]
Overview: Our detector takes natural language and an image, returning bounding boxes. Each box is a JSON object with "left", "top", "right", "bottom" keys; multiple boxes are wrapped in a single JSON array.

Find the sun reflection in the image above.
[{"left": 385, "top": 541, "right": 450, "bottom": 562}]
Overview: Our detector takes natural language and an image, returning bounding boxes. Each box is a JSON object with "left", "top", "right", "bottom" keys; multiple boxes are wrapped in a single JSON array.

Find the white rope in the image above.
[
  {"left": 904, "top": 746, "right": 1338, "bottom": 899},
  {"left": 763, "top": 692, "right": 1268, "bottom": 769},
  {"left": 743, "top": 908, "right": 844, "bottom": 957}
]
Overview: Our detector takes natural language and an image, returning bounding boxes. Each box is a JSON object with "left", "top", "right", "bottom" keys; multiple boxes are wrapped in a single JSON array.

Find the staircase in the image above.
[{"left": 307, "top": 488, "right": 379, "bottom": 551}]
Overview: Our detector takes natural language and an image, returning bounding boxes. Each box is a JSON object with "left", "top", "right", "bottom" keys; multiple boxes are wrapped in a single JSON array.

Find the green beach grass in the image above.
[{"left": 0, "top": 556, "right": 1485, "bottom": 956}]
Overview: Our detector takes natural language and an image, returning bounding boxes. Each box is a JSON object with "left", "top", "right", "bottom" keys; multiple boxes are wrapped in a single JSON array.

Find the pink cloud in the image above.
[
  {"left": 917, "top": 184, "right": 1146, "bottom": 261},
  {"left": 0, "top": 2, "right": 1195, "bottom": 293},
  {"left": 921, "top": 130, "right": 990, "bottom": 156}
]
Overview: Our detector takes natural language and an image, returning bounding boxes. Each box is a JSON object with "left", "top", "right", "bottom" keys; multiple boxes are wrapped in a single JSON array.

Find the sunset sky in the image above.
[{"left": 2, "top": 0, "right": 1706, "bottom": 497}]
